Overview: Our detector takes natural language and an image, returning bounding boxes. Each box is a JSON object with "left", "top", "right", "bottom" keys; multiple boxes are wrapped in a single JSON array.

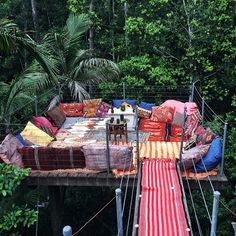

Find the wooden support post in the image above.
[{"left": 48, "top": 186, "right": 66, "bottom": 236}]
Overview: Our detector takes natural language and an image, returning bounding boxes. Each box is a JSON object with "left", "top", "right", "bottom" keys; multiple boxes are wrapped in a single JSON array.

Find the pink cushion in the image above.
[{"left": 33, "top": 116, "right": 58, "bottom": 135}]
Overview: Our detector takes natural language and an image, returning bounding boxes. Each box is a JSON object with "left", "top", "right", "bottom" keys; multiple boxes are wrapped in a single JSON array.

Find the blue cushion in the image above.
[
  {"left": 139, "top": 101, "right": 155, "bottom": 111},
  {"left": 112, "top": 99, "right": 136, "bottom": 108},
  {"left": 193, "top": 137, "right": 222, "bottom": 173},
  {"left": 15, "top": 134, "right": 30, "bottom": 146}
]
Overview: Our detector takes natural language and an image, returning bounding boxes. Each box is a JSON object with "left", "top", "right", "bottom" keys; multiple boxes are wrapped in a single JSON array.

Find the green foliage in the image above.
[
  {"left": 0, "top": 164, "right": 29, "bottom": 197},
  {"left": 0, "top": 164, "right": 36, "bottom": 235}
]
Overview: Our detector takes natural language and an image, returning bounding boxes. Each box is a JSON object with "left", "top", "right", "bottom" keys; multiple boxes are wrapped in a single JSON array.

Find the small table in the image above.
[
  {"left": 108, "top": 120, "right": 128, "bottom": 144},
  {"left": 107, "top": 107, "right": 137, "bottom": 130}
]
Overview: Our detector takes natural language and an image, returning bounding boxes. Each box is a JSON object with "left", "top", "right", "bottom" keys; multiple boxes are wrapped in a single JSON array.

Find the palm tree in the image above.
[
  {"left": 42, "top": 13, "right": 119, "bottom": 100},
  {"left": 0, "top": 19, "right": 58, "bottom": 81}
]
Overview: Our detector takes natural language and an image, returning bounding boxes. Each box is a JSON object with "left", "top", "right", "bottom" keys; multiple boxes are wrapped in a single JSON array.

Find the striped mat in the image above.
[
  {"left": 138, "top": 159, "right": 190, "bottom": 236},
  {"left": 117, "top": 141, "right": 183, "bottom": 159}
]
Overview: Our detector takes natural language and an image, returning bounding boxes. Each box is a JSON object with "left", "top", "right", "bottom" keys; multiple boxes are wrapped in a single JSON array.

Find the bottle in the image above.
[{"left": 111, "top": 106, "right": 114, "bottom": 113}]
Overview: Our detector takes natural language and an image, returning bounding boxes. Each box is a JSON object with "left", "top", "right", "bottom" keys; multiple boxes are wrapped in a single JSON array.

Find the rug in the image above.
[{"left": 85, "top": 130, "right": 150, "bottom": 143}]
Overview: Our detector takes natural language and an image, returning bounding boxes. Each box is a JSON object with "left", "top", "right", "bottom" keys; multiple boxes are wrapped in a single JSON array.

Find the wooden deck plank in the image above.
[{"left": 23, "top": 170, "right": 227, "bottom": 189}]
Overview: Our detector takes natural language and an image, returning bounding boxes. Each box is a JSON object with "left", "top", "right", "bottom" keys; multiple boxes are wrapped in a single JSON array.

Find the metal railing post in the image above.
[
  {"left": 189, "top": 84, "right": 193, "bottom": 102},
  {"left": 231, "top": 222, "right": 236, "bottom": 236},
  {"left": 220, "top": 122, "right": 228, "bottom": 175},
  {"left": 106, "top": 122, "right": 111, "bottom": 173},
  {"left": 115, "top": 188, "right": 123, "bottom": 236},
  {"left": 123, "top": 82, "right": 126, "bottom": 99},
  {"left": 201, "top": 97, "right": 205, "bottom": 126},
  {"left": 34, "top": 95, "right": 38, "bottom": 116},
  {"left": 135, "top": 107, "right": 139, "bottom": 172},
  {"left": 210, "top": 191, "right": 220, "bottom": 236},
  {"left": 63, "top": 226, "right": 72, "bottom": 236},
  {"left": 179, "top": 107, "right": 187, "bottom": 161}
]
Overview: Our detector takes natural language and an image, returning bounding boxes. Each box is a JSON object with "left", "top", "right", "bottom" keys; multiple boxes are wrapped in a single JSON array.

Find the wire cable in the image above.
[
  {"left": 72, "top": 196, "right": 115, "bottom": 236},
  {"left": 219, "top": 199, "right": 236, "bottom": 218},
  {"left": 125, "top": 172, "right": 137, "bottom": 236},
  {"left": 191, "top": 159, "right": 212, "bottom": 223}
]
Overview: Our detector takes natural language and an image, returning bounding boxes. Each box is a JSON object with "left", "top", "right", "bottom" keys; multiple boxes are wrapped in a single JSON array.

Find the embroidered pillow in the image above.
[
  {"left": 33, "top": 116, "right": 58, "bottom": 135},
  {"left": 96, "top": 102, "right": 111, "bottom": 117},
  {"left": 59, "top": 103, "right": 84, "bottom": 117},
  {"left": 150, "top": 106, "right": 175, "bottom": 123},
  {"left": 45, "top": 106, "right": 66, "bottom": 128},
  {"left": 180, "top": 144, "right": 210, "bottom": 170},
  {"left": 137, "top": 106, "right": 151, "bottom": 119},
  {"left": 139, "top": 101, "right": 155, "bottom": 111},
  {"left": 83, "top": 98, "right": 102, "bottom": 118}
]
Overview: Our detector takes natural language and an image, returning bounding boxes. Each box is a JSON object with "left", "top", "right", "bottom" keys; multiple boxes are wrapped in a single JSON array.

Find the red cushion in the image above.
[
  {"left": 59, "top": 103, "right": 84, "bottom": 117},
  {"left": 171, "top": 125, "right": 182, "bottom": 137},
  {"left": 139, "top": 119, "right": 166, "bottom": 131},
  {"left": 33, "top": 116, "right": 58, "bottom": 135},
  {"left": 150, "top": 106, "right": 175, "bottom": 123}
]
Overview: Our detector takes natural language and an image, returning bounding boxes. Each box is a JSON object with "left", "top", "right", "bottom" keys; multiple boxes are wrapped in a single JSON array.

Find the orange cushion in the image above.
[{"left": 83, "top": 99, "right": 102, "bottom": 118}]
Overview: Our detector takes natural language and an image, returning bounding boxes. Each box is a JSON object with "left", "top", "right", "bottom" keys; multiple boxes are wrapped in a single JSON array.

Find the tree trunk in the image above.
[
  {"left": 30, "top": 0, "right": 39, "bottom": 41},
  {"left": 124, "top": 1, "right": 128, "bottom": 56},
  {"left": 48, "top": 186, "right": 66, "bottom": 236},
  {"left": 89, "top": 0, "right": 94, "bottom": 50},
  {"left": 109, "top": 0, "right": 115, "bottom": 61}
]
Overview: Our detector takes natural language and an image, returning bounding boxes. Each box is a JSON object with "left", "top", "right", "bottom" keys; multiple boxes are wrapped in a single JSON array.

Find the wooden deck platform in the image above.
[{"left": 24, "top": 170, "right": 228, "bottom": 190}]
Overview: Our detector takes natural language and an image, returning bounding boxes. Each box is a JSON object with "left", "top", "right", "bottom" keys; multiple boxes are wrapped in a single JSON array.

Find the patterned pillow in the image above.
[
  {"left": 197, "top": 128, "right": 215, "bottom": 145},
  {"left": 184, "top": 110, "right": 202, "bottom": 138},
  {"left": 150, "top": 106, "right": 175, "bottom": 123},
  {"left": 137, "top": 106, "right": 151, "bottom": 119},
  {"left": 45, "top": 106, "right": 66, "bottom": 128},
  {"left": 180, "top": 144, "right": 210, "bottom": 170},
  {"left": 96, "top": 102, "right": 111, "bottom": 117},
  {"left": 59, "top": 103, "right": 84, "bottom": 117},
  {"left": 0, "top": 133, "right": 24, "bottom": 167},
  {"left": 83, "top": 98, "right": 102, "bottom": 118}
]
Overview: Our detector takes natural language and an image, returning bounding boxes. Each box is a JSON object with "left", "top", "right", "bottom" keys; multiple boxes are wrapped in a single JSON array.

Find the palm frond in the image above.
[
  {"left": 71, "top": 58, "right": 119, "bottom": 82},
  {"left": 68, "top": 81, "right": 90, "bottom": 101}
]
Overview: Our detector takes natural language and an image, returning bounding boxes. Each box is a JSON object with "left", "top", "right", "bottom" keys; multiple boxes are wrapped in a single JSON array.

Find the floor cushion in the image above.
[
  {"left": 45, "top": 106, "right": 66, "bottom": 128},
  {"left": 59, "top": 103, "right": 84, "bottom": 117},
  {"left": 112, "top": 99, "right": 136, "bottom": 108},
  {"left": 0, "top": 133, "right": 24, "bottom": 167},
  {"left": 33, "top": 116, "right": 58, "bottom": 135},
  {"left": 83, "top": 98, "right": 102, "bottom": 118},
  {"left": 139, "top": 101, "right": 155, "bottom": 111},
  {"left": 194, "top": 137, "right": 222, "bottom": 172},
  {"left": 15, "top": 133, "right": 31, "bottom": 146},
  {"left": 82, "top": 144, "right": 133, "bottom": 171},
  {"left": 197, "top": 127, "right": 215, "bottom": 145},
  {"left": 21, "top": 121, "right": 54, "bottom": 147},
  {"left": 180, "top": 145, "right": 210, "bottom": 170}
]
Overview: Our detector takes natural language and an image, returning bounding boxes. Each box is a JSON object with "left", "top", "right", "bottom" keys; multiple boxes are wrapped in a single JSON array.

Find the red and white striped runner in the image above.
[{"left": 138, "top": 159, "right": 190, "bottom": 236}]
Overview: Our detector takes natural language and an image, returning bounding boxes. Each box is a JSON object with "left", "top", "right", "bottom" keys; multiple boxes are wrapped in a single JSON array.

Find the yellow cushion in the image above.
[{"left": 21, "top": 121, "right": 54, "bottom": 147}]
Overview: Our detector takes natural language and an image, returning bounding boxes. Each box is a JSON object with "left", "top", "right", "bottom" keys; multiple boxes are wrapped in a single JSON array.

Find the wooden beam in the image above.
[{"left": 23, "top": 172, "right": 227, "bottom": 190}]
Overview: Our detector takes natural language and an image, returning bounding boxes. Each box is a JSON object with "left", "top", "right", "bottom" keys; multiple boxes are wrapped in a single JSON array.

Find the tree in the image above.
[{"left": 41, "top": 13, "right": 119, "bottom": 100}]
